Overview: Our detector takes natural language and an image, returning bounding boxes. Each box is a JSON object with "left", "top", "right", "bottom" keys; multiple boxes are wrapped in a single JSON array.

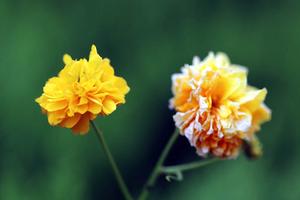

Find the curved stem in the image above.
[
  {"left": 91, "top": 121, "right": 133, "bottom": 200},
  {"left": 160, "top": 158, "right": 219, "bottom": 174},
  {"left": 138, "top": 129, "right": 180, "bottom": 200}
]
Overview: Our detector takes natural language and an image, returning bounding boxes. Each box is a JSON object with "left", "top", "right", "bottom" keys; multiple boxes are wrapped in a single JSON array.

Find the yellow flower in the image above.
[
  {"left": 36, "top": 45, "right": 130, "bottom": 134},
  {"left": 170, "top": 53, "right": 271, "bottom": 158}
]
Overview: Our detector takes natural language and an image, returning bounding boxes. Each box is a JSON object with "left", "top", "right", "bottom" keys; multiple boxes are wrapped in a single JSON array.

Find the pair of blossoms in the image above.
[{"left": 36, "top": 45, "right": 271, "bottom": 159}]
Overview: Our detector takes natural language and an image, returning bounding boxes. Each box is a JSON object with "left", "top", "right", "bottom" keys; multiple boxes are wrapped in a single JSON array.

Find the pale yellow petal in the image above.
[
  {"left": 239, "top": 88, "right": 267, "bottom": 112},
  {"left": 215, "top": 52, "right": 230, "bottom": 67},
  {"left": 218, "top": 105, "right": 232, "bottom": 118},
  {"left": 252, "top": 103, "right": 271, "bottom": 125}
]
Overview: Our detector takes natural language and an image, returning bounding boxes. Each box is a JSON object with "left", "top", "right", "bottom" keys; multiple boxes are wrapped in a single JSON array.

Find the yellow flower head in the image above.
[
  {"left": 36, "top": 45, "right": 130, "bottom": 134},
  {"left": 170, "top": 53, "right": 271, "bottom": 159}
]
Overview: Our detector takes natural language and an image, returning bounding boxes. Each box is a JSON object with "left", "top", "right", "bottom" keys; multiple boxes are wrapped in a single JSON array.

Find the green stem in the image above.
[
  {"left": 138, "top": 129, "right": 180, "bottom": 200},
  {"left": 90, "top": 121, "right": 133, "bottom": 200},
  {"left": 160, "top": 158, "right": 219, "bottom": 174}
]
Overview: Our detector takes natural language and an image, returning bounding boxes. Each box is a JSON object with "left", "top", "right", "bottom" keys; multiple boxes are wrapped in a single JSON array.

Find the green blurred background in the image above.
[{"left": 1, "top": 0, "right": 299, "bottom": 199}]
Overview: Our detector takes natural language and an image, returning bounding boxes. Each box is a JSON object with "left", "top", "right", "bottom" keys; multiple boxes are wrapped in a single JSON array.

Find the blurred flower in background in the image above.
[
  {"left": 170, "top": 53, "right": 271, "bottom": 158},
  {"left": 35, "top": 45, "right": 130, "bottom": 134}
]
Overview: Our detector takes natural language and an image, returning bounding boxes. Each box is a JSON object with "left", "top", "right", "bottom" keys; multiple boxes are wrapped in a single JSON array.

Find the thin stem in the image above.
[
  {"left": 90, "top": 121, "right": 133, "bottom": 200},
  {"left": 138, "top": 129, "right": 180, "bottom": 200},
  {"left": 160, "top": 158, "right": 219, "bottom": 174}
]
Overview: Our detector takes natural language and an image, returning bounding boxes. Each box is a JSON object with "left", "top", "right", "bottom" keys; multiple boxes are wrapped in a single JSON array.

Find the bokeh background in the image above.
[{"left": 1, "top": 0, "right": 299, "bottom": 199}]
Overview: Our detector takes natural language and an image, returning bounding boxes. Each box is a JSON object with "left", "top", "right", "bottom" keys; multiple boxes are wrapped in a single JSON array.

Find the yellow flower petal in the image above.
[
  {"left": 103, "top": 99, "right": 117, "bottom": 115},
  {"left": 60, "top": 114, "right": 81, "bottom": 128},
  {"left": 114, "top": 77, "right": 130, "bottom": 94},
  {"left": 89, "top": 44, "right": 102, "bottom": 62},
  {"left": 239, "top": 88, "right": 267, "bottom": 112},
  {"left": 47, "top": 110, "right": 66, "bottom": 125},
  {"left": 44, "top": 100, "right": 68, "bottom": 112},
  {"left": 75, "top": 104, "right": 88, "bottom": 114},
  {"left": 252, "top": 103, "right": 271, "bottom": 125},
  {"left": 88, "top": 101, "right": 102, "bottom": 114},
  {"left": 63, "top": 54, "right": 73, "bottom": 65}
]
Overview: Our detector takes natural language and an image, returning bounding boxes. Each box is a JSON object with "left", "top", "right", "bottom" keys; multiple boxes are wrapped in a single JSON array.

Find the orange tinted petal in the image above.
[
  {"left": 60, "top": 113, "right": 81, "bottom": 128},
  {"left": 71, "top": 113, "right": 91, "bottom": 134}
]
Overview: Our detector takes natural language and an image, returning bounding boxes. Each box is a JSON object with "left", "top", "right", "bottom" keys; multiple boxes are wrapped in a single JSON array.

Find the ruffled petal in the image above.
[
  {"left": 60, "top": 113, "right": 81, "bottom": 128},
  {"left": 103, "top": 99, "right": 117, "bottom": 115},
  {"left": 71, "top": 113, "right": 91, "bottom": 134}
]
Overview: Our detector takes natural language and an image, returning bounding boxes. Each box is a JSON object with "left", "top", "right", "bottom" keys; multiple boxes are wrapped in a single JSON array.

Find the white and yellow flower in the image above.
[{"left": 170, "top": 53, "right": 271, "bottom": 158}]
